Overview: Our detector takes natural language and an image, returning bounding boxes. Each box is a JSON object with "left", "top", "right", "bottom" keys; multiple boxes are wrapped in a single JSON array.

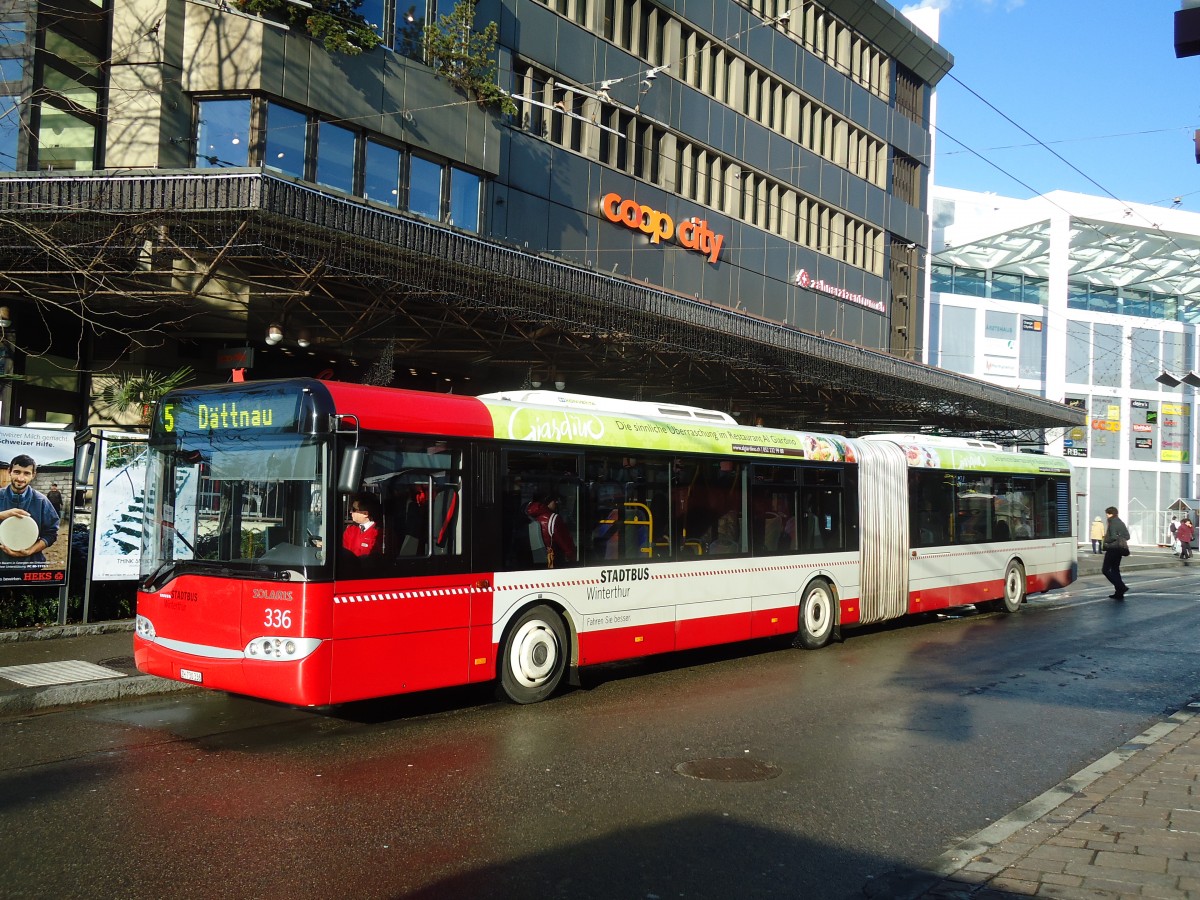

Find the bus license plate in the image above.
[{"left": 180, "top": 668, "right": 203, "bottom": 683}]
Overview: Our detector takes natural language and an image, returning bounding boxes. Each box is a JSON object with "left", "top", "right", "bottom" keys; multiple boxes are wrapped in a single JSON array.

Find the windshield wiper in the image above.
[{"left": 141, "top": 560, "right": 239, "bottom": 592}]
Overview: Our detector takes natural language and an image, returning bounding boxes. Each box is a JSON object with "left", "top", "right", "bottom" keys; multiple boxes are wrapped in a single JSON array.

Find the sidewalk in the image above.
[
  {"left": 0, "top": 621, "right": 193, "bottom": 715},
  {"left": 1, "top": 549, "right": 1197, "bottom": 900},
  {"left": 870, "top": 705, "right": 1200, "bottom": 899}
]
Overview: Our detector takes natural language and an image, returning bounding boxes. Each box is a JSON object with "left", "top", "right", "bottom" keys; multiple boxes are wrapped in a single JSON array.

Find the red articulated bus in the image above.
[{"left": 134, "top": 379, "right": 1077, "bottom": 705}]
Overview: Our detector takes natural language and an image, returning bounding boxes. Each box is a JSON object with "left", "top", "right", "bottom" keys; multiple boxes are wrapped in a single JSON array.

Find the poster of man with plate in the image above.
[{"left": 0, "top": 426, "right": 75, "bottom": 587}]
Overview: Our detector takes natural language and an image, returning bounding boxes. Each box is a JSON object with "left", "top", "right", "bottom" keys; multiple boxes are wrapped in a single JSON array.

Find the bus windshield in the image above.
[{"left": 140, "top": 431, "right": 331, "bottom": 588}]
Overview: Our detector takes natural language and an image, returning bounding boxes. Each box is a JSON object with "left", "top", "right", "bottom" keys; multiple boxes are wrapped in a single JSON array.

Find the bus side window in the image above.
[
  {"left": 500, "top": 449, "right": 581, "bottom": 570},
  {"left": 910, "top": 470, "right": 951, "bottom": 547}
]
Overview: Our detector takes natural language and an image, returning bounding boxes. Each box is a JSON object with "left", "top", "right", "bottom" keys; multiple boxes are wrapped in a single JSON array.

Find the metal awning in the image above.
[{"left": 0, "top": 171, "right": 1084, "bottom": 437}]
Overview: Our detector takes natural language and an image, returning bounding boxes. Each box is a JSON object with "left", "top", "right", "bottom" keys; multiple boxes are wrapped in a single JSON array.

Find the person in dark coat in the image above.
[{"left": 1101, "top": 506, "right": 1130, "bottom": 600}]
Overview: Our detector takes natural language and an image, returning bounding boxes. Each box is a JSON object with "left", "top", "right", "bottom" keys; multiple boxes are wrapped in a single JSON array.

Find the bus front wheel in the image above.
[
  {"left": 498, "top": 605, "right": 568, "bottom": 704},
  {"left": 794, "top": 579, "right": 836, "bottom": 650}
]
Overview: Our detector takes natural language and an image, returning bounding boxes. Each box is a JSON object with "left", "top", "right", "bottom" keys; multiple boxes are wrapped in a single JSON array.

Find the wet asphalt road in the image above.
[{"left": 3, "top": 569, "right": 1199, "bottom": 900}]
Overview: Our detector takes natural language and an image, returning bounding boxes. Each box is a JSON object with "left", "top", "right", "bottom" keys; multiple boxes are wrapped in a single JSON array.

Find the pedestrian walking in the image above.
[
  {"left": 1177, "top": 517, "right": 1194, "bottom": 564},
  {"left": 1089, "top": 516, "right": 1104, "bottom": 554},
  {"left": 1169, "top": 516, "right": 1180, "bottom": 556},
  {"left": 1101, "top": 506, "right": 1130, "bottom": 600}
]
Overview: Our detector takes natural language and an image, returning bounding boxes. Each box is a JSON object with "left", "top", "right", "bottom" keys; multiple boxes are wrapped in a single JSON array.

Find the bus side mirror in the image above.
[
  {"left": 337, "top": 446, "right": 368, "bottom": 494},
  {"left": 74, "top": 443, "right": 95, "bottom": 484}
]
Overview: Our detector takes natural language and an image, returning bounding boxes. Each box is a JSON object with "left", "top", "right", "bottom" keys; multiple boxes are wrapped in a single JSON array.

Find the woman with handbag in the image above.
[
  {"left": 1177, "top": 517, "right": 1194, "bottom": 564},
  {"left": 1101, "top": 506, "right": 1131, "bottom": 600}
]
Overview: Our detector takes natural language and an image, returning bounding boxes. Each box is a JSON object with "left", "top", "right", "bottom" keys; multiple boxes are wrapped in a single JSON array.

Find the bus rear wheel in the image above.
[
  {"left": 1000, "top": 561, "right": 1026, "bottom": 613},
  {"left": 794, "top": 579, "right": 836, "bottom": 650},
  {"left": 498, "top": 605, "right": 568, "bottom": 704}
]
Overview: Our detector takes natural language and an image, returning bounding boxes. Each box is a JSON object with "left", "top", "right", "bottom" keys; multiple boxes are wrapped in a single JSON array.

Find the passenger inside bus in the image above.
[
  {"left": 526, "top": 494, "right": 576, "bottom": 567},
  {"left": 707, "top": 511, "right": 741, "bottom": 554}
]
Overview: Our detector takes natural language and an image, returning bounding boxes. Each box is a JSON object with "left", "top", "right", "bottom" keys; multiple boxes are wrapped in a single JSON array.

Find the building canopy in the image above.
[{"left": 0, "top": 172, "right": 1083, "bottom": 439}]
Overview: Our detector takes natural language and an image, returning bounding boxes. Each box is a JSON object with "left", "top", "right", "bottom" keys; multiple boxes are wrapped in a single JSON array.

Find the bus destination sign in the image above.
[{"left": 158, "top": 390, "right": 303, "bottom": 435}]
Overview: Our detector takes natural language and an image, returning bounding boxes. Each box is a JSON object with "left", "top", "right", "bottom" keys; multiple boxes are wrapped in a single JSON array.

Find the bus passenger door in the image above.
[{"left": 327, "top": 435, "right": 476, "bottom": 702}]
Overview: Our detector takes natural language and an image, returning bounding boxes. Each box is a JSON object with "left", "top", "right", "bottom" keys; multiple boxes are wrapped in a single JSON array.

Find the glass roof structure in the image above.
[{"left": 931, "top": 189, "right": 1200, "bottom": 318}]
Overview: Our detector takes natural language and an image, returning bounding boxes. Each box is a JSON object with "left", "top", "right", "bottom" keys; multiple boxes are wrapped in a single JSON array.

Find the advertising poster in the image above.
[
  {"left": 0, "top": 426, "right": 75, "bottom": 588},
  {"left": 90, "top": 433, "right": 148, "bottom": 581},
  {"left": 1161, "top": 402, "right": 1191, "bottom": 463}
]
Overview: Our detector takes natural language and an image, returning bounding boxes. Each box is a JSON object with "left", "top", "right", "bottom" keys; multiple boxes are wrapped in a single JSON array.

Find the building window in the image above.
[
  {"left": 36, "top": 105, "right": 95, "bottom": 171},
  {"left": 1121, "top": 288, "right": 1153, "bottom": 319},
  {"left": 349, "top": 0, "right": 437, "bottom": 55},
  {"left": 195, "top": 98, "right": 251, "bottom": 168},
  {"left": 189, "top": 98, "right": 483, "bottom": 230},
  {"left": 395, "top": 3, "right": 428, "bottom": 60},
  {"left": 363, "top": 140, "right": 402, "bottom": 206},
  {"left": 448, "top": 167, "right": 480, "bottom": 231},
  {"left": 892, "top": 152, "right": 920, "bottom": 207},
  {"left": 408, "top": 155, "right": 443, "bottom": 219},
  {"left": 264, "top": 102, "right": 307, "bottom": 179},
  {"left": 34, "top": 21, "right": 104, "bottom": 172},
  {"left": 1022, "top": 276, "right": 1048, "bottom": 305},
  {"left": 931, "top": 263, "right": 952, "bottom": 293},
  {"left": 1067, "top": 282, "right": 1090, "bottom": 311},
  {"left": 315, "top": 120, "right": 356, "bottom": 193},
  {"left": 0, "top": 19, "right": 25, "bottom": 47},
  {"left": 357, "top": 0, "right": 389, "bottom": 43},
  {"left": 894, "top": 65, "right": 924, "bottom": 125},
  {"left": 951, "top": 267, "right": 987, "bottom": 297},
  {"left": 0, "top": 94, "right": 19, "bottom": 170},
  {"left": 1092, "top": 322, "right": 1122, "bottom": 388},
  {"left": 0, "top": 18, "right": 23, "bottom": 170}
]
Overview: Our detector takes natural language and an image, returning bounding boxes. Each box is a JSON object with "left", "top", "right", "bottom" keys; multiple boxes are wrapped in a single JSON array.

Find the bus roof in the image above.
[{"left": 155, "top": 380, "right": 1072, "bottom": 475}]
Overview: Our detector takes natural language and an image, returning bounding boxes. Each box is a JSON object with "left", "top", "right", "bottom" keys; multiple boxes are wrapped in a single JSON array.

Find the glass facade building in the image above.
[{"left": 928, "top": 186, "right": 1200, "bottom": 543}]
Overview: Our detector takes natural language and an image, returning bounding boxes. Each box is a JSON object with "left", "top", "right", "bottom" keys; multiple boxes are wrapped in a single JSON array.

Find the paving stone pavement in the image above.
[{"left": 889, "top": 706, "right": 1200, "bottom": 899}]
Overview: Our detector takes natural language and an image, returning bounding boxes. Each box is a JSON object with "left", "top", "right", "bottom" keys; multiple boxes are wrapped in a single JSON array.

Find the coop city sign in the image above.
[{"left": 600, "top": 193, "right": 725, "bottom": 264}]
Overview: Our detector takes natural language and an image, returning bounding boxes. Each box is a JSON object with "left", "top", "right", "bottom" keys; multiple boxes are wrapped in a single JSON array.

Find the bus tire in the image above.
[
  {"left": 498, "top": 604, "right": 568, "bottom": 704},
  {"left": 794, "top": 579, "right": 836, "bottom": 650},
  {"left": 1000, "top": 561, "right": 1026, "bottom": 613}
]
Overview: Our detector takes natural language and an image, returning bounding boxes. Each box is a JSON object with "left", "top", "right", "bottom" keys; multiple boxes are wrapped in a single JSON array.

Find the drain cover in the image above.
[{"left": 675, "top": 757, "right": 782, "bottom": 782}]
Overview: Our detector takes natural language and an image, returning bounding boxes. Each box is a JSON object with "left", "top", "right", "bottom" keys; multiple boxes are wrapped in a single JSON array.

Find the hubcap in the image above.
[
  {"left": 510, "top": 620, "right": 559, "bottom": 688},
  {"left": 805, "top": 590, "right": 830, "bottom": 634}
]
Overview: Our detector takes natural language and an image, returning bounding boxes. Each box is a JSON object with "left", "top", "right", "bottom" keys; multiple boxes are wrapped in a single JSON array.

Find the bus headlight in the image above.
[
  {"left": 135, "top": 615, "right": 156, "bottom": 641},
  {"left": 243, "top": 636, "right": 321, "bottom": 661}
]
